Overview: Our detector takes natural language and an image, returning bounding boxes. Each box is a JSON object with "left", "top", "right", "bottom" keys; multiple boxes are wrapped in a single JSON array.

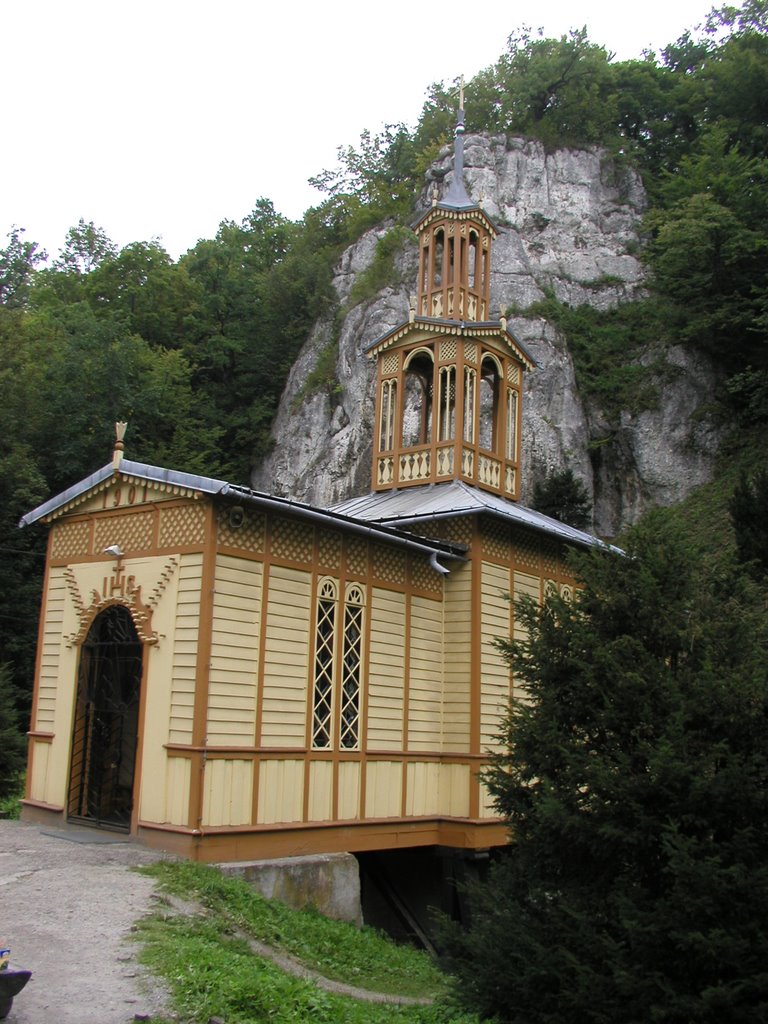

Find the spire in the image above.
[
  {"left": 113, "top": 421, "right": 127, "bottom": 470},
  {"left": 441, "top": 78, "right": 475, "bottom": 210}
]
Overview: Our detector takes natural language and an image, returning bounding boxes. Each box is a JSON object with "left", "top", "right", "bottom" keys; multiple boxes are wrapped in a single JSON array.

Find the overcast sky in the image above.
[{"left": 3, "top": 0, "right": 714, "bottom": 261}]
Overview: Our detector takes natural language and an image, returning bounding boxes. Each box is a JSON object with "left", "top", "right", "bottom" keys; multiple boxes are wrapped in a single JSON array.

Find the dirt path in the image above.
[{"left": 0, "top": 819, "right": 172, "bottom": 1024}]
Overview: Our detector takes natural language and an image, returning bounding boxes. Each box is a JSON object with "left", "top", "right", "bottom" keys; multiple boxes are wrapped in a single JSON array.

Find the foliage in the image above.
[
  {"left": 442, "top": 516, "right": 768, "bottom": 1023},
  {"left": 0, "top": 663, "right": 26, "bottom": 799},
  {"left": 729, "top": 467, "right": 768, "bottom": 576},
  {"left": 136, "top": 860, "right": 476, "bottom": 1024},
  {"left": 531, "top": 468, "right": 592, "bottom": 528},
  {"left": 0, "top": 227, "right": 47, "bottom": 308}
]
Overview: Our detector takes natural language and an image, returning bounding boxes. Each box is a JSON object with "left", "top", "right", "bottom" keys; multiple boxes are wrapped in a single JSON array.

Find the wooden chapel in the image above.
[{"left": 19, "top": 100, "right": 600, "bottom": 903}]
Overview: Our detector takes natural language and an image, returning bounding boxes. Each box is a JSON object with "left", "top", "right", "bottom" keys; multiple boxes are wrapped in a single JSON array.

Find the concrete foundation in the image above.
[{"left": 216, "top": 851, "right": 362, "bottom": 927}]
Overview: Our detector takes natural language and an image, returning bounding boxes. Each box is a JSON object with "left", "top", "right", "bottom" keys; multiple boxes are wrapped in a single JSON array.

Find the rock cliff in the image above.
[{"left": 252, "top": 134, "right": 722, "bottom": 539}]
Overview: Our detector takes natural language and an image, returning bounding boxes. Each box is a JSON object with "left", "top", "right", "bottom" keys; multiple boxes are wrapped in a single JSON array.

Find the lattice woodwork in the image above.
[
  {"left": 345, "top": 538, "right": 368, "bottom": 577},
  {"left": 381, "top": 352, "right": 399, "bottom": 376},
  {"left": 373, "top": 544, "right": 406, "bottom": 584},
  {"left": 440, "top": 339, "right": 457, "bottom": 361},
  {"left": 94, "top": 511, "right": 154, "bottom": 555},
  {"left": 158, "top": 504, "right": 206, "bottom": 548},
  {"left": 271, "top": 517, "right": 314, "bottom": 564},
  {"left": 317, "top": 530, "right": 342, "bottom": 571},
  {"left": 218, "top": 510, "right": 265, "bottom": 552},
  {"left": 410, "top": 556, "right": 443, "bottom": 594},
  {"left": 511, "top": 529, "right": 540, "bottom": 571},
  {"left": 464, "top": 341, "right": 478, "bottom": 364},
  {"left": 51, "top": 520, "right": 91, "bottom": 560},
  {"left": 340, "top": 584, "right": 364, "bottom": 750},
  {"left": 507, "top": 364, "right": 520, "bottom": 384},
  {"left": 481, "top": 519, "right": 509, "bottom": 561},
  {"left": 541, "top": 541, "right": 559, "bottom": 576},
  {"left": 312, "top": 579, "right": 337, "bottom": 749}
]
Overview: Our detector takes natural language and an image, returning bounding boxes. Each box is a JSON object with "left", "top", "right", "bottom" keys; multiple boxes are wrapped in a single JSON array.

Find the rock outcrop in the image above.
[{"left": 252, "top": 135, "right": 722, "bottom": 539}]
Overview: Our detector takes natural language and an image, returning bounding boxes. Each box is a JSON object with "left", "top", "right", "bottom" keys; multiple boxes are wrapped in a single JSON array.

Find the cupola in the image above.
[{"left": 368, "top": 88, "right": 534, "bottom": 501}]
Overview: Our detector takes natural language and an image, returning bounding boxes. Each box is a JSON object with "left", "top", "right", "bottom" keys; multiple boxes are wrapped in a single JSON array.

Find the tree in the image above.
[
  {"left": 730, "top": 467, "right": 768, "bottom": 576},
  {"left": 54, "top": 218, "right": 116, "bottom": 274},
  {"left": 531, "top": 467, "right": 592, "bottom": 528},
  {"left": 0, "top": 227, "right": 47, "bottom": 308},
  {"left": 442, "top": 516, "right": 768, "bottom": 1023},
  {"left": 0, "top": 664, "right": 26, "bottom": 798}
]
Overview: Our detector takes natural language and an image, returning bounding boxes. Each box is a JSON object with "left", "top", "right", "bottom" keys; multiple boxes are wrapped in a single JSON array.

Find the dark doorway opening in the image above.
[{"left": 67, "top": 605, "right": 143, "bottom": 832}]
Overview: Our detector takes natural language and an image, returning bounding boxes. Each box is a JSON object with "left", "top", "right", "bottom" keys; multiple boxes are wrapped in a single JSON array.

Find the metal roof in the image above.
[
  {"left": 19, "top": 460, "right": 468, "bottom": 563},
  {"left": 330, "top": 480, "right": 615, "bottom": 551}
]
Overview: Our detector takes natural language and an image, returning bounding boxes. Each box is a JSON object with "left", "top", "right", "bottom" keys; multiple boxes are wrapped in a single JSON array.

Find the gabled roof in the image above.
[
  {"left": 366, "top": 316, "right": 537, "bottom": 370},
  {"left": 331, "top": 480, "right": 615, "bottom": 551},
  {"left": 19, "top": 459, "right": 468, "bottom": 564}
]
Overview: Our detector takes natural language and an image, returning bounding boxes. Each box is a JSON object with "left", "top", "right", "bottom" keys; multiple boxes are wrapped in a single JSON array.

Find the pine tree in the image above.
[{"left": 442, "top": 515, "right": 768, "bottom": 1023}]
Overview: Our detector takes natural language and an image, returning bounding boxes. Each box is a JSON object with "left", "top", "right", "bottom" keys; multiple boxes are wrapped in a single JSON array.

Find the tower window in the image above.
[
  {"left": 402, "top": 349, "right": 434, "bottom": 447},
  {"left": 479, "top": 355, "right": 501, "bottom": 451}
]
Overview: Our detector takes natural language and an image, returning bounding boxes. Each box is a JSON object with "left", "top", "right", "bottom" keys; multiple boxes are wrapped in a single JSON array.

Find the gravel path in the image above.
[{"left": 0, "top": 819, "right": 172, "bottom": 1024}]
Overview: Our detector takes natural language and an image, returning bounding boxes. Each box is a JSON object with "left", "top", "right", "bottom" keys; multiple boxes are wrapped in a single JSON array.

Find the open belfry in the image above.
[{"left": 19, "top": 95, "right": 601, "bottom": 921}]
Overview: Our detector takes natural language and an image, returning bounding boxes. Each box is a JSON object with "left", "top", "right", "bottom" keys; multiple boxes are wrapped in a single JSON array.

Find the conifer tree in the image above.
[{"left": 443, "top": 516, "right": 768, "bottom": 1023}]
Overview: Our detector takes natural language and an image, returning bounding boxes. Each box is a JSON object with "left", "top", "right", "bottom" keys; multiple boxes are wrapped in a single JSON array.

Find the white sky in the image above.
[{"left": 3, "top": 0, "right": 713, "bottom": 261}]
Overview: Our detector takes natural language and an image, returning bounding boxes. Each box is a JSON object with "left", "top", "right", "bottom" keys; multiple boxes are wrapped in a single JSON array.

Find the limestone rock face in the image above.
[{"left": 252, "top": 134, "right": 721, "bottom": 538}]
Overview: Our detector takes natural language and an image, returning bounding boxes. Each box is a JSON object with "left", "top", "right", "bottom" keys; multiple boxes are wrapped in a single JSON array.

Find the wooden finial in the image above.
[
  {"left": 113, "top": 421, "right": 127, "bottom": 469},
  {"left": 459, "top": 76, "right": 465, "bottom": 111}
]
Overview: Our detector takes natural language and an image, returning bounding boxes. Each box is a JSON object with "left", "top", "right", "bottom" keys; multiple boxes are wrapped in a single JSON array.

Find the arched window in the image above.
[
  {"left": 379, "top": 379, "right": 397, "bottom": 452},
  {"left": 312, "top": 578, "right": 338, "bottom": 749},
  {"left": 506, "top": 387, "right": 519, "bottom": 461},
  {"left": 433, "top": 229, "right": 444, "bottom": 287},
  {"left": 402, "top": 349, "right": 434, "bottom": 447},
  {"left": 437, "top": 365, "right": 456, "bottom": 442},
  {"left": 311, "top": 578, "right": 365, "bottom": 751},
  {"left": 479, "top": 355, "right": 501, "bottom": 451},
  {"left": 468, "top": 231, "right": 478, "bottom": 289},
  {"left": 464, "top": 366, "right": 477, "bottom": 443}
]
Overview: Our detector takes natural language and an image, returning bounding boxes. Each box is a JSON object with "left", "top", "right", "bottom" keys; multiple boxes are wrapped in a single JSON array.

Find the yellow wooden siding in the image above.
[
  {"left": 478, "top": 776, "right": 499, "bottom": 818},
  {"left": 165, "top": 756, "right": 191, "bottom": 826},
  {"left": 28, "top": 740, "right": 50, "bottom": 803},
  {"left": 207, "top": 556, "right": 262, "bottom": 746},
  {"left": 439, "top": 763, "right": 471, "bottom": 817},
  {"left": 202, "top": 759, "right": 254, "bottom": 827},
  {"left": 260, "top": 566, "right": 311, "bottom": 746},
  {"left": 405, "top": 761, "right": 440, "bottom": 816},
  {"left": 480, "top": 561, "right": 512, "bottom": 750},
  {"left": 169, "top": 553, "right": 204, "bottom": 744},
  {"left": 35, "top": 569, "right": 68, "bottom": 732},
  {"left": 308, "top": 760, "right": 333, "bottom": 821},
  {"left": 257, "top": 760, "right": 304, "bottom": 824},
  {"left": 365, "top": 761, "right": 403, "bottom": 818},
  {"left": 367, "top": 588, "right": 406, "bottom": 750},
  {"left": 442, "top": 562, "right": 472, "bottom": 751},
  {"left": 513, "top": 570, "right": 541, "bottom": 640},
  {"left": 407, "top": 596, "right": 443, "bottom": 751},
  {"left": 338, "top": 762, "right": 361, "bottom": 820}
]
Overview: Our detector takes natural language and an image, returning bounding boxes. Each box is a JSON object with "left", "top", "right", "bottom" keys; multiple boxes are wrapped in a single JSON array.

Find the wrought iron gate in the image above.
[{"left": 68, "top": 605, "right": 143, "bottom": 831}]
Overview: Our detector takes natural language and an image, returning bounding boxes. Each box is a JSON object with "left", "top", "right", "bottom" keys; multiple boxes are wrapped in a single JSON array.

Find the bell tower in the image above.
[{"left": 368, "top": 89, "right": 534, "bottom": 501}]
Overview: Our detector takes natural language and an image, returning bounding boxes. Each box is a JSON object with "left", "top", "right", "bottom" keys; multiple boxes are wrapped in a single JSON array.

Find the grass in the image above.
[
  {"left": 0, "top": 775, "right": 24, "bottom": 819},
  {"left": 135, "top": 860, "right": 477, "bottom": 1024}
]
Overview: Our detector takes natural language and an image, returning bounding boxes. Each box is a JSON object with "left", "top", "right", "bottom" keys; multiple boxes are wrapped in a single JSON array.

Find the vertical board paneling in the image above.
[
  {"left": 443, "top": 562, "right": 472, "bottom": 751},
  {"left": 28, "top": 741, "right": 50, "bottom": 803},
  {"left": 367, "top": 588, "right": 405, "bottom": 749},
  {"left": 164, "top": 756, "right": 192, "bottom": 826},
  {"left": 257, "top": 760, "right": 304, "bottom": 824},
  {"left": 406, "top": 761, "right": 440, "bottom": 816},
  {"left": 408, "top": 596, "right": 443, "bottom": 750},
  {"left": 338, "top": 762, "right": 361, "bottom": 820},
  {"left": 169, "top": 553, "right": 204, "bottom": 744},
  {"left": 481, "top": 561, "right": 512, "bottom": 749},
  {"left": 365, "top": 761, "right": 403, "bottom": 818},
  {"left": 260, "top": 566, "right": 311, "bottom": 746},
  {"left": 208, "top": 556, "right": 262, "bottom": 745},
  {"left": 439, "top": 763, "right": 471, "bottom": 817},
  {"left": 202, "top": 759, "right": 253, "bottom": 827},
  {"left": 308, "top": 761, "right": 333, "bottom": 821}
]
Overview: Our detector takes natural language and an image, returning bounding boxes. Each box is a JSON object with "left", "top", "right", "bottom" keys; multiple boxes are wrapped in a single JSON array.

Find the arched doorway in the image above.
[{"left": 67, "top": 604, "right": 143, "bottom": 831}]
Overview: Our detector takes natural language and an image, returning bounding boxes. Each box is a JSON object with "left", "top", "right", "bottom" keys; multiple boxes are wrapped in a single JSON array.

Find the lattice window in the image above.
[
  {"left": 379, "top": 379, "right": 398, "bottom": 452},
  {"left": 340, "top": 584, "right": 364, "bottom": 750},
  {"left": 311, "top": 578, "right": 365, "bottom": 751},
  {"left": 311, "top": 578, "right": 338, "bottom": 749}
]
